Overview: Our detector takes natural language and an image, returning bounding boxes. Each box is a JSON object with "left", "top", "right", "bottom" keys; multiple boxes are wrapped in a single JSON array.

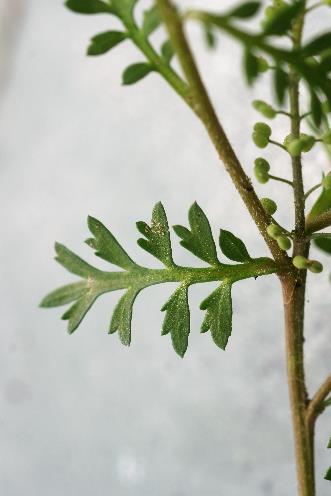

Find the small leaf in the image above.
[
  {"left": 310, "top": 91, "right": 323, "bottom": 127},
  {"left": 227, "top": 1, "right": 261, "bottom": 19},
  {"left": 200, "top": 282, "right": 233, "bottom": 350},
  {"left": 302, "top": 32, "right": 331, "bottom": 57},
  {"left": 243, "top": 48, "right": 259, "bottom": 85},
  {"left": 274, "top": 65, "right": 288, "bottom": 105},
  {"left": 137, "top": 202, "right": 174, "bottom": 267},
  {"left": 203, "top": 23, "right": 217, "bottom": 49},
  {"left": 314, "top": 236, "right": 331, "bottom": 255},
  {"left": 65, "top": 0, "right": 115, "bottom": 15},
  {"left": 55, "top": 242, "right": 100, "bottom": 278},
  {"left": 325, "top": 467, "right": 331, "bottom": 481},
  {"left": 87, "top": 216, "right": 137, "bottom": 270},
  {"left": 62, "top": 291, "right": 98, "bottom": 334},
  {"left": 219, "top": 230, "right": 251, "bottom": 262},
  {"left": 122, "top": 63, "right": 154, "bottom": 85},
  {"left": 161, "top": 40, "right": 174, "bottom": 64},
  {"left": 142, "top": 5, "right": 161, "bottom": 37},
  {"left": 308, "top": 187, "right": 331, "bottom": 219},
  {"left": 40, "top": 281, "right": 87, "bottom": 308},
  {"left": 262, "top": 1, "right": 304, "bottom": 36},
  {"left": 87, "top": 31, "right": 127, "bottom": 56},
  {"left": 161, "top": 285, "right": 190, "bottom": 357},
  {"left": 109, "top": 288, "right": 140, "bottom": 345},
  {"left": 173, "top": 202, "right": 220, "bottom": 266},
  {"left": 328, "top": 437, "right": 331, "bottom": 449}
]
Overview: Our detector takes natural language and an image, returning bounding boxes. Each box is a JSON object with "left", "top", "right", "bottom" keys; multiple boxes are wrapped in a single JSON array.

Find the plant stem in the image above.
[
  {"left": 156, "top": 0, "right": 288, "bottom": 265},
  {"left": 306, "top": 210, "right": 331, "bottom": 233},
  {"left": 304, "top": 183, "right": 322, "bottom": 200},
  {"left": 282, "top": 6, "right": 315, "bottom": 496},
  {"left": 269, "top": 174, "right": 294, "bottom": 187}
]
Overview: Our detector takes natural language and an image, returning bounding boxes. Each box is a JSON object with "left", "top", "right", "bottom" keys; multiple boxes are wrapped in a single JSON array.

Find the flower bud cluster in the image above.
[{"left": 267, "top": 223, "right": 292, "bottom": 251}]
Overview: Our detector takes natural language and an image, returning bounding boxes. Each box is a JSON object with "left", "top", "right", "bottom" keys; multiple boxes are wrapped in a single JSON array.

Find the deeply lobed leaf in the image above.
[{"left": 200, "top": 282, "right": 233, "bottom": 350}]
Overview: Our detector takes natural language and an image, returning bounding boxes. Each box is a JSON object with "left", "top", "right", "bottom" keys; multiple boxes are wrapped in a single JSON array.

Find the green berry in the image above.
[
  {"left": 287, "top": 138, "right": 303, "bottom": 157},
  {"left": 293, "top": 255, "right": 309, "bottom": 270},
  {"left": 322, "top": 131, "right": 331, "bottom": 145},
  {"left": 254, "top": 169, "right": 269, "bottom": 183},
  {"left": 322, "top": 172, "right": 331, "bottom": 190},
  {"left": 254, "top": 157, "right": 270, "bottom": 173},
  {"left": 277, "top": 235, "right": 292, "bottom": 251},
  {"left": 267, "top": 223, "right": 282, "bottom": 239},
  {"left": 252, "top": 132, "right": 269, "bottom": 148},
  {"left": 308, "top": 260, "right": 323, "bottom": 273},
  {"left": 252, "top": 100, "right": 276, "bottom": 119},
  {"left": 261, "top": 197, "right": 277, "bottom": 215},
  {"left": 253, "top": 122, "right": 272, "bottom": 137},
  {"left": 300, "top": 134, "right": 315, "bottom": 152},
  {"left": 257, "top": 57, "right": 269, "bottom": 73},
  {"left": 283, "top": 133, "right": 294, "bottom": 148}
]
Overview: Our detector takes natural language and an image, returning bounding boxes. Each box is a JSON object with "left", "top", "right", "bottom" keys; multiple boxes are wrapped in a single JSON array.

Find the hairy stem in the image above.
[{"left": 155, "top": 0, "right": 288, "bottom": 264}]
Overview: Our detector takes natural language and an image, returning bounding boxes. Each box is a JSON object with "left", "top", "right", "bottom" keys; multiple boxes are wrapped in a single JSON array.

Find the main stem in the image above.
[{"left": 281, "top": 7, "right": 314, "bottom": 496}]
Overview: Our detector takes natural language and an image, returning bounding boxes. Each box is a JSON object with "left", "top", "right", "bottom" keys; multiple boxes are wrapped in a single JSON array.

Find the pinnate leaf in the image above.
[
  {"left": 200, "top": 282, "right": 233, "bottom": 350},
  {"left": 173, "top": 202, "right": 220, "bottom": 266},
  {"left": 219, "top": 230, "right": 251, "bottom": 262},
  {"left": 65, "top": 0, "right": 115, "bottom": 15},
  {"left": 87, "top": 31, "right": 127, "bottom": 56},
  {"left": 122, "top": 63, "right": 154, "bottom": 85},
  {"left": 137, "top": 202, "right": 174, "bottom": 267},
  {"left": 161, "top": 285, "right": 190, "bottom": 357},
  {"left": 86, "top": 216, "right": 137, "bottom": 270},
  {"left": 109, "top": 288, "right": 140, "bottom": 345}
]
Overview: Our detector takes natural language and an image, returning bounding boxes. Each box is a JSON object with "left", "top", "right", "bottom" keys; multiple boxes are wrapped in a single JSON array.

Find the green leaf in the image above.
[
  {"left": 161, "top": 40, "right": 174, "bottom": 64},
  {"left": 55, "top": 242, "right": 100, "bottom": 278},
  {"left": 62, "top": 291, "right": 99, "bottom": 334},
  {"left": 302, "top": 32, "right": 331, "bottom": 58},
  {"left": 122, "top": 63, "right": 154, "bottom": 85},
  {"left": 328, "top": 437, "right": 331, "bottom": 449},
  {"left": 262, "top": 1, "right": 305, "bottom": 36},
  {"left": 86, "top": 216, "right": 137, "bottom": 270},
  {"left": 87, "top": 31, "right": 127, "bottom": 56},
  {"left": 111, "top": 0, "right": 138, "bottom": 19},
  {"left": 227, "top": 1, "right": 261, "bottom": 19},
  {"left": 309, "top": 187, "right": 331, "bottom": 219},
  {"left": 200, "top": 282, "right": 233, "bottom": 350},
  {"left": 137, "top": 202, "right": 174, "bottom": 267},
  {"left": 219, "top": 230, "right": 251, "bottom": 262},
  {"left": 203, "top": 23, "right": 217, "bottom": 49},
  {"left": 243, "top": 48, "right": 259, "bottom": 85},
  {"left": 142, "top": 5, "right": 161, "bottom": 37},
  {"left": 310, "top": 91, "right": 323, "bottom": 128},
  {"left": 274, "top": 65, "right": 288, "bottom": 105},
  {"left": 161, "top": 285, "right": 190, "bottom": 357},
  {"left": 314, "top": 236, "right": 331, "bottom": 255},
  {"left": 65, "top": 0, "right": 115, "bottom": 15},
  {"left": 109, "top": 288, "right": 140, "bottom": 345},
  {"left": 325, "top": 467, "right": 331, "bottom": 481},
  {"left": 40, "top": 281, "right": 87, "bottom": 308},
  {"left": 173, "top": 202, "right": 220, "bottom": 266}
]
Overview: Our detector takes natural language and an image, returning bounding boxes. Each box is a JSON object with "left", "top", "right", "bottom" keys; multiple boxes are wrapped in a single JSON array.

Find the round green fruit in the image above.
[
  {"left": 261, "top": 197, "right": 277, "bottom": 215},
  {"left": 287, "top": 138, "right": 303, "bottom": 157},
  {"left": 252, "top": 132, "right": 269, "bottom": 148},
  {"left": 293, "top": 255, "right": 309, "bottom": 270},
  {"left": 277, "top": 235, "right": 292, "bottom": 251},
  {"left": 267, "top": 223, "right": 282, "bottom": 239},
  {"left": 253, "top": 122, "right": 272, "bottom": 137},
  {"left": 254, "top": 157, "right": 270, "bottom": 173},
  {"left": 300, "top": 134, "right": 315, "bottom": 152},
  {"left": 308, "top": 260, "right": 323, "bottom": 273},
  {"left": 257, "top": 57, "right": 269, "bottom": 73}
]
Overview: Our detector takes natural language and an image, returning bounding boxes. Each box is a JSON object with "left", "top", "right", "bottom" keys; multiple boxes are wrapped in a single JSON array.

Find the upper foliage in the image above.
[{"left": 41, "top": 203, "right": 278, "bottom": 357}]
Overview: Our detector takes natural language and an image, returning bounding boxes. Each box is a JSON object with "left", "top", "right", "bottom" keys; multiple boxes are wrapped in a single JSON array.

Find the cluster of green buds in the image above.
[
  {"left": 254, "top": 157, "right": 270, "bottom": 183},
  {"left": 267, "top": 223, "right": 292, "bottom": 251},
  {"left": 253, "top": 100, "right": 277, "bottom": 119},
  {"left": 293, "top": 256, "right": 324, "bottom": 273},
  {"left": 252, "top": 122, "right": 272, "bottom": 148},
  {"left": 322, "top": 171, "right": 331, "bottom": 190},
  {"left": 283, "top": 133, "right": 316, "bottom": 157}
]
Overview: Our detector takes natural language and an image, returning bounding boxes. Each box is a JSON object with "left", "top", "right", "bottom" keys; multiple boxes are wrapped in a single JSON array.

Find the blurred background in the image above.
[{"left": 0, "top": 1, "right": 330, "bottom": 495}]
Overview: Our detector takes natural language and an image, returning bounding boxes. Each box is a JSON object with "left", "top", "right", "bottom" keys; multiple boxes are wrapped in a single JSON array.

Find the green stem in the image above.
[
  {"left": 269, "top": 174, "right": 293, "bottom": 187},
  {"left": 304, "top": 183, "right": 322, "bottom": 200},
  {"left": 155, "top": 0, "right": 288, "bottom": 264}
]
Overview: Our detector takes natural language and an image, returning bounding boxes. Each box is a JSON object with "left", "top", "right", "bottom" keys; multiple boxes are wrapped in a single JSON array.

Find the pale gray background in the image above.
[{"left": 0, "top": 1, "right": 330, "bottom": 495}]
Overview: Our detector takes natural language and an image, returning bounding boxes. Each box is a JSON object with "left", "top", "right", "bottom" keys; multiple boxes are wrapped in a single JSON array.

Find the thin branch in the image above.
[
  {"left": 269, "top": 174, "right": 294, "bottom": 187},
  {"left": 269, "top": 139, "right": 288, "bottom": 152},
  {"left": 307, "top": 375, "right": 331, "bottom": 429},
  {"left": 155, "top": 0, "right": 288, "bottom": 264},
  {"left": 304, "top": 183, "right": 322, "bottom": 200},
  {"left": 306, "top": 210, "right": 331, "bottom": 233}
]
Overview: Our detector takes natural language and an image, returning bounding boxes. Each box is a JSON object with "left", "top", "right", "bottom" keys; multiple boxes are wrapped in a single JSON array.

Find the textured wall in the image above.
[{"left": 0, "top": 1, "right": 330, "bottom": 495}]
